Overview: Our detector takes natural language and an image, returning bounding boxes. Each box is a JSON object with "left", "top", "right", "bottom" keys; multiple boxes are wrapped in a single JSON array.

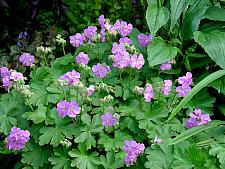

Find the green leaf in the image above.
[
  {"left": 30, "top": 66, "right": 50, "bottom": 81},
  {"left": 146, "top": 6, "right": 169, "bottom": 35},
  {"left": 39, "top": 109, "right": 76, "bottom": 147},
  {"left": 48, "top": 148, "right": 72, "bottom": 169},
  {"left": 100, "top": 151, "right": 124, "bottom": 169},
  {"left": 194, "top": 31, "right": 225, "bottom": 69},
  {"left": 170, "top": 0, "right": 191, "bottom": 31},
  {"left": 170, "top": 120, "right": 225, "bottom": 145},
  {"left": 21, "top": 142, "right": 50, "bottom": 169},
  {"left": 23, "top": 106, "right": 47, "bottom": 124},
  {"left": 167, "top": 70, "right": 225, "bottom": 121},
  {"left": 147, "top": 37, "right": 178, "bottom": 67},
  {"left": 69, "top": 144, "right": 101, "bottom": 169},
  {"left": 208, "top": 76, "right": 225, "bottom": 95},
  {"left": 180, "top": 0, "right": 208, "bottom": 41},
  {"left": 75, "top": 115, "right": 103, "bottom": 149},
  {"left": 46, "top": 83, "right": 65, "bottom": 104},
  {"left": 203, "top": 6, "right": 225, "bottom": 21}
]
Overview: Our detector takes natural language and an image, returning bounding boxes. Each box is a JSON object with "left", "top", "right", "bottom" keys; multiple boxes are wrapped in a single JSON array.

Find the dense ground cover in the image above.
[{"left": 0, "top": 0, "right": 225, "bottom": 169}]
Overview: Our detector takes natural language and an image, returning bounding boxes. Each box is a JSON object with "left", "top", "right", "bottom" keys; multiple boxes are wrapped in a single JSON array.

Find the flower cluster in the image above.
[
  {"left": 185, "top": 109, "right": 211, "bottom": 129},
  {"left": 111, "top": 42, "right": 145, "bottom": 69},
  {"left": 75, "top": 52, "right": 90, "bottom": 65},
  {"left": 123, "top": 140, "right": 145, "bottom": 166},
  {"left": 17, "top": 32, "right": 28, "bottom": 51},
  {"left": 84, "top": 26, "right": 98, "bottom": 43},
  {"left": 56, "top": 100, "right": 81, "bottom": 118},
  {"left": 137, "top": 33, "right": 152, "bottom": 47},
  {"left": 160, "top": 60, "right": 172, "bottom": 70},
  {"left": 5, "top": 126, "right": 30, "bottom": 150},
  {"left": 161, "top": 80, "right": 172, "bottom": 96},
  {"left": 144, "top": 84, "right": 154, "bottom": 102},
  {"left": 100, "top": 112, "right": 118, "bottom": 127},
  {"left": 69, "top": 33, "right": 85, "bottom": 48},
  {"left": 19, "top": 53, "right": 35, "bottom": 67},
  {"left": 59, "top": 70, "right": 80, "bottom": 86},
  {"left": 176, "top": 72, "right": 192, "bottom": 97},
  {"left": 92, "top": 63, "right": 110, "bottom": 78},
  {"left": 0, "top": 67, "right": 24, "bottom": 91}
]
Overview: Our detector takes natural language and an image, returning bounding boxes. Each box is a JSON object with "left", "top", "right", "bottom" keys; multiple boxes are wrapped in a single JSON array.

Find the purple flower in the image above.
[
  {"left": 57, "top": 100, "right": 70, "bottom": 118},
  {"left": 70, "top": 33, "right": 85, "bottom": 48},
  {"left": 137, "top": 33, "right": 152, "bottom": 47},
  {"left": 109, "top": 20, "right": 120, "bottom": 32},
  {"left": 178, "top": 72, "right": 192, "bottom": 86},
  {"left": 144, "top": 84, "right": 154, "bottom": 102},
  {"left": 84, "top": 26, "right": 97, "bottom": 42},
  {"left": 185, "top": 109, "right": 211, "bottom": 129},
  {"left": 176, "top": 85, "right": 191, "bottom": 97},
  {"left": 153, "top": 136, "right": 163, "bottom": 145},
  {"left": 5, "top": 126, "right": 30, "bottom": 150},
  {"left": 161, "top": 80, "right": 172, "bottom": 96},
  {"left": 0, "top": 67, "right": 10, "bottom": 78},
  {"left": 56, "top": 100, "right": 80, "bottom": 118},
  {"left": 160, "top": 60, "right": 172, "bottom": 70},
  {"left": 112, "top": 52, "right": 130, "bottom": 69},
  {"left": 67, "top": 101, "right": 81, "bottom": 118},
  {"left": 10, "top": 72, "right": 23, "bottom": 81},
  {"left": 2, "top": 76, "right": 12, "bottom": 90},
  {"left": 119, "top": 37, "right": 132, "bottom": 45},
  {"left": 19, "top": 53, "right": 35, "bottom": 66},
  {"left": 123, "top": 140, "right": 145, "bottom": 166},
  {"left": 86, "top": 85, "right": 95, "bottom": 96},
  {"left": 92, "top": 63, "right": 110, "bottom": 78},
  {"left": 76, "top": 52, "right": 90, "bottom": 65},
  {"left": 59, "top": 70, "right": 80, "bottom": 86},
  {"left": 111, "top": 43, "right": 126, "bottom": 55},
  {"left": 101, "top": 112, "right": 117, "bottom": 126},
  {"left": 130, "top": 54, "right": 145, "bottom": 69},
  {"left": 98, "top": 15, "right": 105, "bottom": 28},
  {"left": 119, "top": 21, "right": 133, "bottom": 37}
]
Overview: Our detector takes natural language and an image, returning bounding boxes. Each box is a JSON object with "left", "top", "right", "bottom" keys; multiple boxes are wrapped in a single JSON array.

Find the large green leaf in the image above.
[
  {"left": 203, "top": 6, "right": 225, "bottom": 22},
  {"left": 147, "top": 37, "right": 178, "bottom": 67},
  {"left": 180, "top": 0, "right": 208, "bottom": 41},
  {"left": 194, "top": 31, "right": 225, "bottom": 69},
  {"left": 23, "top": 106, "right": 47, "bottom": 124},
  {"left": 170, "top": 0, "right": 191, "bottom": 31},
  {"left": 146, "top": 5, "right": 169, "bottom": 36}
]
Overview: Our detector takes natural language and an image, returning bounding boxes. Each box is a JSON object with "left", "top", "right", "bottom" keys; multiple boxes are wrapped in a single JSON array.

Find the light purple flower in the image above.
[
  {"left": 160, "top": 60, "right": 172, "bottom": 70},
  {"left": 69, "top": 33, "right": 85, "bottom": 48},
  {"left": 112, "top": 52, "right": 130, "bottom": 69},
  {"left": 101, "top": 112, "right": 117, "bottom": 127},
  {"left": 2, "top": 76, "right": 12, "bottom": 90},
  {"left": 130, "top": 54, "right": 145, "bottom": 69},
  {"left": 98, "top": 15, "right": 105, "bottom": 28},
  {"left": 123, "top": 140, "right": 145, "bottom": 166},
  {"left": 84, "top": 26, "right": 97, "bottom": 42},
  {"left": 119, "top": 37, "right": 132, "bottom": 45},
  {"left": 0, "top": 67, "right": 10, "bottom": 78},
  {"left": 56, "top": 100, "right": 80, "bottom": 118},
  {"left": 137, "top": 33, "right": 152, "bottom": 47},
  {"left": 109, "top": 20, "right": 120, "bottom": 32},
  {"left": 92, "top": 63, "right": 110, "bottom": 78},
  {"left": 59, "top": 70, "right": 80, "bottom": 86},
  {"left": 153, "top": 136, "right": 163, "bottom": 145},
  {"left": 185, "top": 109, "right": 211, "bottom": 129},
  {"left": 5, "top": 126, "right": 30, "bottom": 150},
  {"left": 161, "top": 80, "right": 172, "bottom": 96},
  {"left": 178, "top": 72, "right": 192, "bottom": 86},
  {"left": 144, "top": 84, "right": 154, "bottom": 102},
  {"left": 176, "top": 85, "right": 191, "bottom": 97},
  {"left": 76, "top": 52, "right": 90, "bottom": 65},
  {"left": 19, "top": 53, "right": 35, "bottom": 66},
  {"left": 57, "top": 100, "right": 70, "bottom": 118},
  {"left": 67, "top": 101, "right": 81, "bottom": 118},
  {"left": 111, "top": 43, "right": 126, "bottom": 55},
  {"left": 10, "top": 72, "right": 23, "bottom": 81},
  {"left": 86, "top": 85, "right": 95, "bottom": 96},
  {"left": 119, "top": 21, "right": 133, "bottom": 37}
]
